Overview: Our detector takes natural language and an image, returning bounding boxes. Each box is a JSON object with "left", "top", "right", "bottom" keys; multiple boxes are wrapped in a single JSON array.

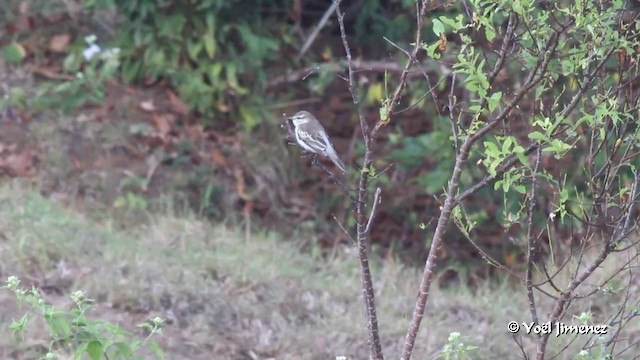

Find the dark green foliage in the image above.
[{"left": 84, "top": 0, "right": 287, "bottom": 124}]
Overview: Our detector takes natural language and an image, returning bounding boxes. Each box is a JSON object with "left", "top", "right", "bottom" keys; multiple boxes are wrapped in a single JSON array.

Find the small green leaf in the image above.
[
  {"left": 86, "top": 340, "right": 104, "bottom": 360},
  {"left": 379, "top": 104, "right": 389, "bottom": 122},
  {"left": 186, "top": 40, "right": 203, "bottom": 60},
  {"left": 485, "top": 26, "right": 496, "bottom": 41},
  {"left": 1, "top": 43, "right": 26, "bottom": 63},
  {"left": 423, "top": 41, "right": 441, "bottom": 59},
  {"left": 148, "top": 341, "right": 165, "bottom": 359},
  {"left": 528, "top": 131, "right": 549, "bottom": 142},
  {"left": 203, "top": 34, "right": 216, "bottom": 59},
  {"left": 432, "top": 19, "right": 445, "bottom": 35},
  {"left": 488, "top": 91, "right": 502, "bottom": 111}
]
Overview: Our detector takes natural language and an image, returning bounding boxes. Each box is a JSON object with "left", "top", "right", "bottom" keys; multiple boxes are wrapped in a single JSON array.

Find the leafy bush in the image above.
[
  {"left": 82, "top": 0, "right": 289, "bottom": 128},
  {"left": 2, "top": 276, "right": 165, "bottom": 359}
]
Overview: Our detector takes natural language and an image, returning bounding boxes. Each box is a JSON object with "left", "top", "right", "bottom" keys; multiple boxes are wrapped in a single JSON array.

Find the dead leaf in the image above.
[
  {"left": 165, "top": 89, "right": 188, "bottom": 115},
  {"left": 139, "top": 100, "right": 156, "bottom": 112},
  {"left": 234, "top": 168, "right": 250, "bottom": 200},
  {"left": 49, "top": 33, "right": 72, "bottom": 53},
  {"left": 210, "top": 149, "right": 227, "bottom": 167},
  {"left": 217, "top": 100, "right": 230, "bottom": 113},
  {"left": 0, "top": 148, "right": 37, "bottom": 176},
  {"left": 151, "top": 113, "right": 174, "bottom": 140},
  {"left": 438, "top": 33, "right": 447, "bottom": 52}
]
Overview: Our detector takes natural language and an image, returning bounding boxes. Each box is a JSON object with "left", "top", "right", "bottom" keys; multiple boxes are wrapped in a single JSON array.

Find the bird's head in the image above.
[{"left": 288, "top": 111, "right": 314, "bottom": 126}]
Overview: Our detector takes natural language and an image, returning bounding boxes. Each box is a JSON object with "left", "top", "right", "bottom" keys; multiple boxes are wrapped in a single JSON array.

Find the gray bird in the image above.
[{"left": 288, "top": 111, "right": 347, "bottom": 173}]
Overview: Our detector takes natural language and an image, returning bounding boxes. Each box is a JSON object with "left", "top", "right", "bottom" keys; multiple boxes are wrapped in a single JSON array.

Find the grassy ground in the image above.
[{"left": 2, "top": 183, "right": 638, "bottom": 359}]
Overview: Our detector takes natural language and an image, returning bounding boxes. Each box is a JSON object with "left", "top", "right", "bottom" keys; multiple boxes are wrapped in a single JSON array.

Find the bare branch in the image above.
[
  {"left": 267, "top": 59, "right": 431, "bottom": 89},
  {"left": 332, "top": 214, "right": 356, "bottom": 244},
  {"left": 365, "top": 188, "right": 382, "bottom": 234},
  {"left": 371, "top": 0, "right": 432, "bottom": 137},
  {"left": 296, "top": 1, "right": 339, "bottom": 60},
  {"left": 335, "top": 1, "right": 383, "bottom": 358},
  {"left": 310, "top": 156, "right": 357, "bottom": 202},
  {"left": 448, "top": 73, "right": 459, "bottom": 154},
  {"left": 526, "top": 147, "right": 541, "bottom": 351}
]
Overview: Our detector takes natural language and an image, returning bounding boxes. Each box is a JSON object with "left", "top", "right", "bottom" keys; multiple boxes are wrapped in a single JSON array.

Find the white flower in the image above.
[{"left": 83, "top": 44, "right": 101, "bottom": 61}]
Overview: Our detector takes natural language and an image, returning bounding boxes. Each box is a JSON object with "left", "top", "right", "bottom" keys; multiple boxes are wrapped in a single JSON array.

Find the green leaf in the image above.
[
  {"left": 528, "top": 131, "right": 549, "bottom": 142},
  {"left": 1, "top": 43, "right": 26, "bottom": 63},
  {"left": 9, "top": 314, "right": 28, "bottom": 337},
  {"left": 86, "top": 340, "right": 103, "bottom": 360},
  {"left": 186, "top": 40, "right": 203, "bottom": 60},
  {"left": 203, "top": 33, "right": 216, "bottom": 59},
  {"left": 422, "top": 42, "right": 441, "bottom": 59},
  {"left": 439, "top": 15, "right": 466, "bottom": 32},
  {"left": 63, "top": 52, "right": 82, "bottom": 72},
  {"left": 502, "top": 136, "right": 513, "bottom": 153},
  {"left": 148, "top": 341, "right": 165, "bottom": 359},
  {"left": 488, "top": 91, "right": 502, "bottom": 111},
  {"left": 225, "top": 63, "right": 248, "bottom": 94},
  {"left": 483, "top": 141, "right": 499, "bottom": 154},
  {"left": 121, "top": 59, "right": 142, "bottom": 83},
  {"left": 239, "top": 106, "right": 258, "bottom": 131},
  {"left": 432, "top": 19, "right": 445, "bottom": 35},
  {"left": 485, "top": 26, "right": 496, "bottom": 41},
  {"left": 48, "top": 313, "right": 72, "bottom": 339}
]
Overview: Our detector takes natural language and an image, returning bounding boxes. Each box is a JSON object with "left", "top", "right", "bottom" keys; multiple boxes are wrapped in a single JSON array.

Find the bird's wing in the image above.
[{"left": 298, "top": 129, "right": 329, "bottom": 154}]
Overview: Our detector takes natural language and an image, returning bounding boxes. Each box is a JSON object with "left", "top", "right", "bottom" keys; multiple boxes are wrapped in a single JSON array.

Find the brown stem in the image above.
[
  {"left": 335, "top": 1, "right": 383, "bottom": 358},
  {"left": 526, "top": 147, "right": 542, "bottom": 354}
]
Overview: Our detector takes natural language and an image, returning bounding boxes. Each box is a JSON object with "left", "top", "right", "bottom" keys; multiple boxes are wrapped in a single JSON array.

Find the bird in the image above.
[{"left": 287, "top": 110, "right": 347, "bottom": 173}]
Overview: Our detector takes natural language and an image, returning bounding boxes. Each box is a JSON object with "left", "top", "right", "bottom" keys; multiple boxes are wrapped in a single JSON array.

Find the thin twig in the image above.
[
  {"left": 448, "top": 73, "right": 459, "bottom": 154},
  {"left": 311, "top": 156, "right": 357, "bottom": 202},
  {"left": 332, "top": 214, "right": 356, "bottom": 244},
  {"left": 372, "top": 0, "right": 432, "bottom": 137},
  {"left": 268, "top": 59, "right": 430, "bottom": 89},
  {"left": 281, "top": 113, "right": 295, "bottom": 141},
  {"left": 365, "top": 188, "right": 382, "bottom": 234},
  {"left": 296, "top": 1, "right": 339, "bottom": 60}
]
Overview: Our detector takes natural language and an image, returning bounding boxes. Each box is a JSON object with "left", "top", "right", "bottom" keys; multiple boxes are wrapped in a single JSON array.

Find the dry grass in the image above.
[{"left": 0, "top": 182, "right": 639, "bottom": 359}]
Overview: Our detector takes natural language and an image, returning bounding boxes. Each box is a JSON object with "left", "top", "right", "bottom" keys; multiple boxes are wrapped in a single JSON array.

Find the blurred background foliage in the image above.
[{"left": 1, "top": 0, "right": 638, "bottom": 272}]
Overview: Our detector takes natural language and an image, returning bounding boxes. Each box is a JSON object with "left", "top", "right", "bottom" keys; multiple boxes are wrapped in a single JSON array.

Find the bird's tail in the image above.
[{"left": 326, "top": 146, "right": 347, "bottom": 173}]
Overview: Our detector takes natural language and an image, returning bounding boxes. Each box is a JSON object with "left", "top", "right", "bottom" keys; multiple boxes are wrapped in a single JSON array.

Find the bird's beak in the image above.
[{"left": 287, "top": 115, "right": 294, "bottom": 121}]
